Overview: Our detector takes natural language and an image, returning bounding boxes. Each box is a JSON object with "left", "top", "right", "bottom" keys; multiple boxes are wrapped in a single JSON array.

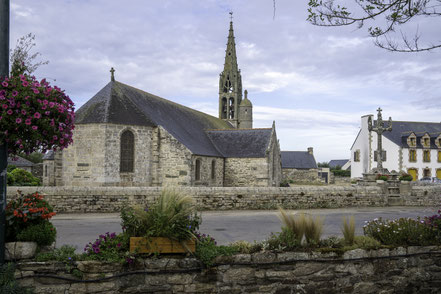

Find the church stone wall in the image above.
[
  {"left": 153, "top": 127, "right": 193, "bottom": 186},
  {"left": 102, "top": 124, "right": 154, "bottom": 186},
  {"left": 58, "top": 124, "right": 154, "bottom": 187},
  {"left": 59, "top": 124, "right": 107, "bottom": 186},
  {"left": 192, "top": 156, "right": 224, "bottom": 186},
  {"left": 224, "top": 158, "right": 271, "bottom": 187},
  {"left": 282, "top": 168, "right": 319, "bottom": 183}
]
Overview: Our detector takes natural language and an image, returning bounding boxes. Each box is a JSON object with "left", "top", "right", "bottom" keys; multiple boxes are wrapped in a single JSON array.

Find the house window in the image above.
[
  {"left": 423, "top": 137, "right": 430, "bottom": 147},
  {"left": 409, "top": 149, "right": 417, "bottom": 162},
  {"left": 211, "top": 160, "right": 216, "bottom": 180},
  {"left": 423, "top": 168, "right": 431, "bottom": 178},
  {"left": 195, "top": 159, "right": 201, "bottom": 181},
  {"left": 438, "top": 150, "right": 441, "bottom": 162},
  {"left": 374, "top": 150, "right": 386, "bottom": 162},
  {"left": 423, "top": 150, "right": 430, "bottom": 162},
  {"left": 120, "top": 130, "right": 134, "bottom": 172},
  {"left": 354, "top": 150, "right": 360, "bottom": 162}
]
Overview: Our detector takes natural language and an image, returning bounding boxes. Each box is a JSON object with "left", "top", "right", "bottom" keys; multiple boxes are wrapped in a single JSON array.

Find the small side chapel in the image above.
[{"left": 43, "top": 19, "right": 282, "bottom": 187}]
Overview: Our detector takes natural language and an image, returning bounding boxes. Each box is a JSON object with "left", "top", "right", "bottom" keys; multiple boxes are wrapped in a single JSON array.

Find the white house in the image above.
[{"left": 351, "top": 115, "right": 441, "bottom": 181}]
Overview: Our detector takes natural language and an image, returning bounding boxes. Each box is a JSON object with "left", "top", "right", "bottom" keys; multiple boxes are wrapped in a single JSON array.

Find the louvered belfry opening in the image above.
[{"left": 120, "top": 130, "right": 135, "bottom": 172}]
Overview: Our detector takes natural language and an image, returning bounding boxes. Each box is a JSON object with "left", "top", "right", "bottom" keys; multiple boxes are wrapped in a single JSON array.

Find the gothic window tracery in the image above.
[
  {"left": 120, "top": 130, "right": 134, "bottom": 173},
  {"left": 229, "top": 98, "right": 234, "bottom": 119}
]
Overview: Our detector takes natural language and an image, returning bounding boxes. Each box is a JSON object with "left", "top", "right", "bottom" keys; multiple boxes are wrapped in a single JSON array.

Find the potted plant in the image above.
[
  {"left": 5, "top": 191, "right": 57, "bottom": 260},
  {"left": 121, "top": 188, "right": 201, "bottom": 254}
]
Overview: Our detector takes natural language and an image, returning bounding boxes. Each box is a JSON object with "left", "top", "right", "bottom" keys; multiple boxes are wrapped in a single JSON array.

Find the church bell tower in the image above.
[{"left": 219, "top": 14, "right": 243, "bottom": 128}]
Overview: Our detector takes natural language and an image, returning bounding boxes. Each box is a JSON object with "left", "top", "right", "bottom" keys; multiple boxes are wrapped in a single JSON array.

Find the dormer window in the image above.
[
  {"left": 421, "top": 134, "right": 431, "bottom": 148},
  {"left": 407, "top": 134, "right": 417, "bottom": 147}
]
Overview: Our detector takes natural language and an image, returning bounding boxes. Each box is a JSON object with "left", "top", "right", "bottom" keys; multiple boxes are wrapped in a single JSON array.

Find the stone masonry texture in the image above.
[
  {"left": 7, "top": 185, "right": 441, "bottom": 213},
  {"left": 15, "top": 246, "right": 441, "bottom": 293}
]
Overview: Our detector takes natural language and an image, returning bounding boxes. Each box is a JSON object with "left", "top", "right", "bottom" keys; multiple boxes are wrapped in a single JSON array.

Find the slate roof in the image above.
[
  {"left": 379, "top": 120, "right": 441, "bottom": 149},
  {"left": 206, "top": 129, "right": 272, "bottom": 158},
  {"left": 329, "top": 160, "right": 349, "bottom": 169},
  {"left": 281, "top": 151, "right": 317, "bottom": 169},
  {"left": 75, "top": 81, "right": 273, "bottom": 157},
  {"left": 8, "top": 156, "right": 34, "bottom": 167}
]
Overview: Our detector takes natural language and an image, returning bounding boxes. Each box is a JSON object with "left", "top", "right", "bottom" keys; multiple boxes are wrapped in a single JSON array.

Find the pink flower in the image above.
[
  {"left": 33, "top": 89, "right": 39, "bottom": 94},
  {"left": 7, "top": 109, "right": 13, "bottom": 115},
  {"left": 45, "top": 111, "right": 50, "bottom": 115},
  {"left": 16, "top": 118, "right": 22, "bottom": 124},
  {"left": 49, "top": 102, "right": 55, "bottom": 108},
  {"left": 25, "top": 118, "right": 31, "bottom": 125},
  {"left": 53, "top": 135, "right": 58, "bottom": 140},
  {"left": 43, "top": 100, "right": 48, "bottom": 105},
  {"left": 19, "top": 144, "right": 24, "bottom": 149},
  {"left": 21, "top": 109, "right": 26, "bottom": 115},
  {"left": 22, "top": 81, "right": 29, "bottom": 87},
  {"left": 12, "top": 90, "right": 18, "bottom": 97},
  {"left": 2, "top": 81, "right": 8, "bottom": 87},
  {"left": 34, "top": 112, "right": 41, "bottom": 119},
  {"left": 32, "top": 125, "right": 38, "bottom": 130}
]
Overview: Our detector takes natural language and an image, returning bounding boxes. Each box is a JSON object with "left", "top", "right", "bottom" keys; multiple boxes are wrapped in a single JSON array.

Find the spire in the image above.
[{"left": 224, "top": 13, "right": 238, "bottom": 73}]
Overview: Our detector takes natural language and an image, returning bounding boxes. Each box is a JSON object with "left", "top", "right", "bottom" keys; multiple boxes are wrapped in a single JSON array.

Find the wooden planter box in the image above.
[{"left": 130, "top": 237, "right": 196, "bottom": 254}]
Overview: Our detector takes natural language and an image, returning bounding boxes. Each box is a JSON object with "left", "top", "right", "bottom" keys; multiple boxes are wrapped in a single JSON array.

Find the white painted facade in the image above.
[{"left": 351, "top": 115, "right": 441, "bottom": 180}]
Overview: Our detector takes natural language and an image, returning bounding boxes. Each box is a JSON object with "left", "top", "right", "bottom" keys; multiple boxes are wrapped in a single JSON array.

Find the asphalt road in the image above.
[{"left": 52, "top": 207, "right": 440, "bottom": 253}]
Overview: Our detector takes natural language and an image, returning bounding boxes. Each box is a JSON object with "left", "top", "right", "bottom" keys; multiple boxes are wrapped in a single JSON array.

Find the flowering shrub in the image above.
[
  {"left": 5, "top": 191, "right": 56, "bottom": 245},
  {"left": 423, "top": 210, "right": 441, "bottom": 243},
  {"left": 83, "top": 232, "right": 133, "bottom": 264},
  {"left": 363, "top": 217, "right": 434, "bottom": 246},
  {"left": 0, "top": 74, "right": 75, "bottom": 155}
]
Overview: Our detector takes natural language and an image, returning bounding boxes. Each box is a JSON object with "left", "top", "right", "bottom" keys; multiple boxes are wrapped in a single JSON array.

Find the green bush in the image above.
[
  {"left": 35, "top": 245, "right": 77, "bottom": 262},
  {"left": 375, "top": 174, "right": 389, "bottom": 181},
  {"left": 265, "top": 228, "right": 301, "bottom": 251},
  {"left": 195, "top": 234, "right": 237, "bottom": 267},
  {"left": 332, "top": 169, "right": 350, "bottom": 177},
  {"left": 353, "top": 236, "right": 381, "bottom": 249},
  {"left": 7, "top": 168, "right": 40, "bottom": 186},
  {"left": 16, "top": 221, "right": 57, "bottom": 246},
  {"left": 363, "top": 217, "right": 434, "bottom": 246},
  {"left": 399, "top": 173, "right": 413, "bottom": 181}
]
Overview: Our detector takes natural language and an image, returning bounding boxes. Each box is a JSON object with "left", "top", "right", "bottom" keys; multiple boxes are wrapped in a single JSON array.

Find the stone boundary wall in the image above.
[
  {"left": 6, "top": 185, "right": 441, "bottom": 212},
  {"left": 15, "top": 246, "right": 441, "bottom": 293}
]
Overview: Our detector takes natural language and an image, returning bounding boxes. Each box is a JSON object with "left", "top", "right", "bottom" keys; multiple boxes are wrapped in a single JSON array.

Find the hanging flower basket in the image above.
[{"left": 130, "top": 237, "right": 195, "bottom": 254}]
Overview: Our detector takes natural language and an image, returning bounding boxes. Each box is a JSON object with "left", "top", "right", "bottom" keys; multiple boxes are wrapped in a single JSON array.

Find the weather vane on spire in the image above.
[{"left": 229, "top": 11, "right": 233, "bottom": 22}]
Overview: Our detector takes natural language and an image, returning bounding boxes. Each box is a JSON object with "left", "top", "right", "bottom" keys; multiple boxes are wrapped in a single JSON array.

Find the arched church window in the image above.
[
  {"left": 211, "top": 160, "right": 216, "bottom": 180},
  {"left": 120, "top": 130, "right": 134, "bottom": 173},
  {"left": 195, "top": 159, "right": 201, "bottom": 181}
]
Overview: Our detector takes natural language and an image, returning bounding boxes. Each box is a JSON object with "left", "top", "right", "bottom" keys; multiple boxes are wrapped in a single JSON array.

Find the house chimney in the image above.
[{"left": 307, "top": 147, "right": 313, "bottom": 155}]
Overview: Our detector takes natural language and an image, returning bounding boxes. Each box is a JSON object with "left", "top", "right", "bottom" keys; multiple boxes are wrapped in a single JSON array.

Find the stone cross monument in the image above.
[{"left": 368, "top": 107, "right": 392, "bottom": 172}]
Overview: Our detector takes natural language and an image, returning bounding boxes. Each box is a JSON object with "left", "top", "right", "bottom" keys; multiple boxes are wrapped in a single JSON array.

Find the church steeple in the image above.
[{"left": 219, "top": 13, "right": 243, "bottom": 128}]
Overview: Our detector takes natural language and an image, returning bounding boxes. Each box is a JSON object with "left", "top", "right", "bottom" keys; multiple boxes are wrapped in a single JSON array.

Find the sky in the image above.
[{"left": 9, "top": 0, "right": 441, "bottom": 163}]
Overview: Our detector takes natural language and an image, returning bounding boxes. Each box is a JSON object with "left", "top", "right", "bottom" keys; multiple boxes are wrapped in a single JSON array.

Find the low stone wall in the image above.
[
  {"left": 6, "top": 184, "right": 441, "bottom": 212},
  {"left": 15, "top": 246, "right": 441, "bottom": 293}
]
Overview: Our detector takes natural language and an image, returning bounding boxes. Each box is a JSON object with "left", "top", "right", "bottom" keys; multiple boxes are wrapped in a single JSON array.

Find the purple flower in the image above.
[
  {"left": 7, "top": 109, "right": 12, "bottom": 115},
  {"left": 12, "top": 90, "right": 18, "bottom": 97},
  {"left": 2, "top": 81, "right": 8, "bottom": 87}
]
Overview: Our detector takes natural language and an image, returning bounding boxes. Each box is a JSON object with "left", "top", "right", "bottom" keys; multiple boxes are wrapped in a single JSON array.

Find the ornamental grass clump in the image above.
[
  {"left": 5, "top": 191, "right": 57, "bottom": 246},
  {"left": 304, "top": 214, "right": 325, "bottom": 245},
  {"left": 341, "top": 215, "right": 356, "bottom": 245},
  {"left": 121, "top": 188, "right": 201, "bottom": 241},
  {"left": 277, "top": 208, "right": 306, "bottom": 243}
]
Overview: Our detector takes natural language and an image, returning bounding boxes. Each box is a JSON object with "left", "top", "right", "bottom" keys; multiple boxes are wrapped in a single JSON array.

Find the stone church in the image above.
[{"left": 43, "top": 20, "right": 282, "bottom": 187}]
